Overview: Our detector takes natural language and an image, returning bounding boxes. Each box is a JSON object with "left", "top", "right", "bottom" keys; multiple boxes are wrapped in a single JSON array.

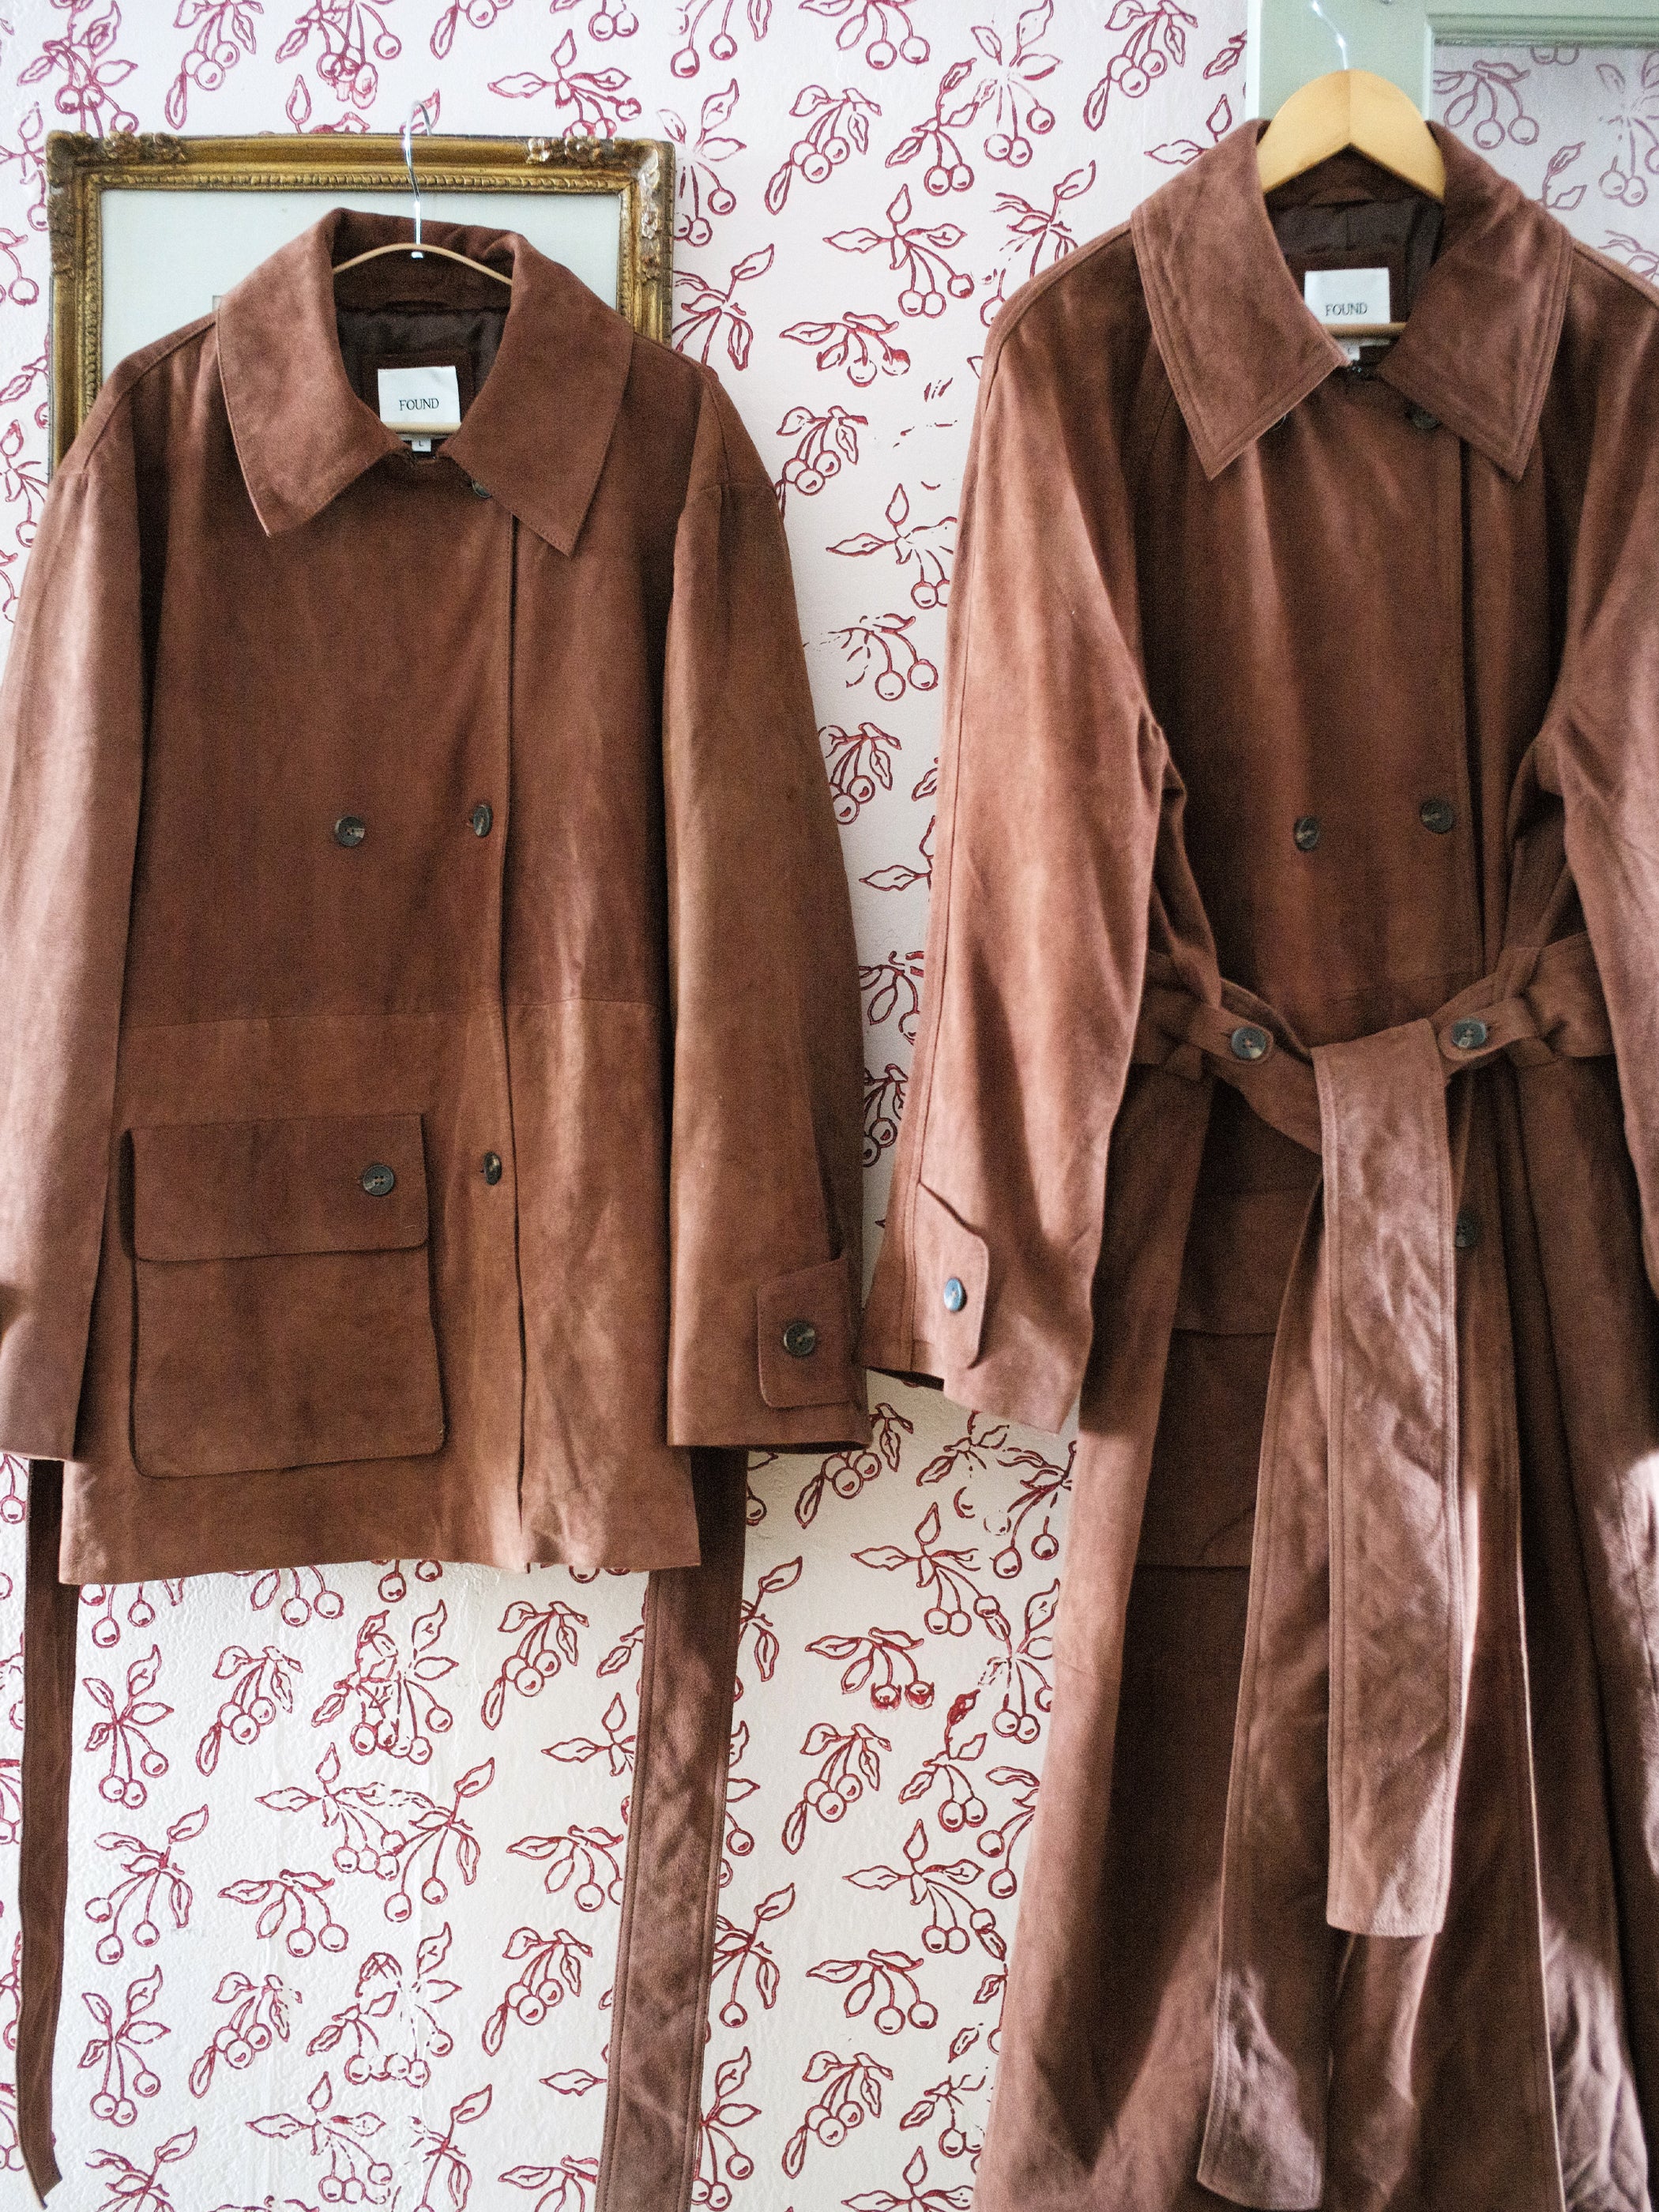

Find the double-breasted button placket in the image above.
[{"left": 857, "top": 113, "right": 1659, "bottom": 2212}]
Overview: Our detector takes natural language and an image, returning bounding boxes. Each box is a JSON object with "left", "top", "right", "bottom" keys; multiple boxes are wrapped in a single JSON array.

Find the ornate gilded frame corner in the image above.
[{"left": 45, "top": 130, "right": 674, "bottom": 468}]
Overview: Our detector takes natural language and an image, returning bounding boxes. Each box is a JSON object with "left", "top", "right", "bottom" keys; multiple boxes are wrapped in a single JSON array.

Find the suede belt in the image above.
[
  {"left": 1130, "top": 931, "right": 1612, "bottom": 2210},
  {"left": 15, "top": 1447, "right": 747, "bottom": 2209}
]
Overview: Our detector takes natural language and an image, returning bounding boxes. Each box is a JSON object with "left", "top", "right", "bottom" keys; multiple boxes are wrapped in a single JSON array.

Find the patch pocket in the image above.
[{"left": 130, "top": 1113, "right": 445, "bottom": 1479}]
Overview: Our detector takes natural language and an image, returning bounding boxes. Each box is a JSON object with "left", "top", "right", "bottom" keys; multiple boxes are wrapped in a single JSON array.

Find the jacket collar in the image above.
[
  {"left": 215, "top": 207, "right": 634, "bottom": 551},
  {"left": 1131, "top": 120, "right": 1574, "bottom": 482}
]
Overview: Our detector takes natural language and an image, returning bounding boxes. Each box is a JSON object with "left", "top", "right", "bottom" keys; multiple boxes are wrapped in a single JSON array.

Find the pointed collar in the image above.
[
  {"left": 215, "top": 207, "right": 634, "bottom": 551},
  {"left": 1130, "top": 120, "right": 1574, "bottom": 482}
]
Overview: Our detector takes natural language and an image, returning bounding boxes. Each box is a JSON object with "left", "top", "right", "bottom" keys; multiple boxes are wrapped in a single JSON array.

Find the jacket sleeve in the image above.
[
  {"left": 856, "top": 293, "right": 1172, "bottom": 1433},
  {"left": 662, "top": 371, "right": 869, "bottom": 1450},
  {"left": 1550, "top": 283, "right": 1659, "bottom": 1293},
  {"left": 0, "top": 397, "right": 145, "bottom": 1459}
]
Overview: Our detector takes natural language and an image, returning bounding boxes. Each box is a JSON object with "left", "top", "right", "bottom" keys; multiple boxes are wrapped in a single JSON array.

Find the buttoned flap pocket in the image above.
[
  {"left": 757, "top": 1251, "right": 856, "bottom": 1410},
  {"left": 912, "top": 1182, "right": 989, "bottom": 1372},
  {"left": 130, "top": 1114, "right": 445, "bottom": 1480}
]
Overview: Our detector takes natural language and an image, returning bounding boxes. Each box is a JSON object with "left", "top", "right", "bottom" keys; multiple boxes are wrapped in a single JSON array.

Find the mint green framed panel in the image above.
[{"left": 1250, "top": 0, "right": 1659, "bottom": 118}]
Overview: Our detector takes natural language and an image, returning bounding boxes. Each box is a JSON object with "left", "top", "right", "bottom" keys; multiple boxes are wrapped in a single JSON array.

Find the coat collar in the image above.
[
  {"left": 215, "top": 207, "right": 634, "bottom": 551},
  {"left": 1131, "top": 120, "right": 1574, "bottom": 482}
]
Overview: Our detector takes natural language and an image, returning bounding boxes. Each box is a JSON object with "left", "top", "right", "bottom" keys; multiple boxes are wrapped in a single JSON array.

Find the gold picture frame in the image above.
[{"left": 44, "top": 130, "right": 674, "bottom": 468}]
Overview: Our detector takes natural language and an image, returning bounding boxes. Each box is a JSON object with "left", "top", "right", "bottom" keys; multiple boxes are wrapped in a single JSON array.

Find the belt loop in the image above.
[
  {"left": 17, "top": 1458, "right": 77, "bottom": 2202},
  {"left": 595, "top": 1446, "right": 748, "bottom": 2212}
]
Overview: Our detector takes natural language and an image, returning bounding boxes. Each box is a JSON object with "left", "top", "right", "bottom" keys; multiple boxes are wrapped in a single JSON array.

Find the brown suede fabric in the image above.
[
  {"left": 862, "top": 122, "right": 1659, "bottom": 2207},
  {"left": 0, "top": 206, "right": 867, "bottom": 1569},
  {"left": 0, "top": 211, "right": 867, "bottom": 2203}
]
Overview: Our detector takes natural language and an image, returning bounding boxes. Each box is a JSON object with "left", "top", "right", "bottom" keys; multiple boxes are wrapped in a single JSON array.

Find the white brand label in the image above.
[
  {"left": 377, "top": 363, "right": 461, "bottom": 436},
  {"left": 1304, "top": 266, "right": 1391, "bottom": 328}
]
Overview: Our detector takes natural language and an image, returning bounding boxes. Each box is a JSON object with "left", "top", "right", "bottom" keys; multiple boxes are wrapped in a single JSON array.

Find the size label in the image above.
[
  {"left": 377, "top": 363, "right": 462, "bottom": 436},
  {"left": 1304, "top": 266, "right": 1391, "bottom": 328}
]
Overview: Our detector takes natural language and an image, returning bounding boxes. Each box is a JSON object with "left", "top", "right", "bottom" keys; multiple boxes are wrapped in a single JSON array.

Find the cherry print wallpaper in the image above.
[{"left": 0, "top": 3, "right": 1657, "bottom": 2205}]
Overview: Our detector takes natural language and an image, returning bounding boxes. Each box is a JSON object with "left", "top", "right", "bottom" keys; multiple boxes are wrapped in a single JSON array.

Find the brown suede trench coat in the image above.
[
  {"left": 861, "top": 122, "right": 1659, "bottom": 2210},
  {"left": 0, "top": 209, "right": 867, "bottom": 2204}
]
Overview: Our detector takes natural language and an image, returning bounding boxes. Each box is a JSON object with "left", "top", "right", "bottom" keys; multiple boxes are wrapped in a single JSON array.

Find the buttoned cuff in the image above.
[
  {"left": 858, "top": 1184, "right": 1078, "bottom": 1435},
  {"left": 0, "top": 1329, "right": 84, "bottom": 1466},
  {"left": 669, "top": 1249, "right": 871, "bottom": 1452},
  {"left": 757, "top": 1253, "right": 856, "bottom": 1409}
]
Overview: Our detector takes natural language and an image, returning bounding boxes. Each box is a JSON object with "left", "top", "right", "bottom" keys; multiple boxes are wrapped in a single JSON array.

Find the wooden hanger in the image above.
[
  {"left": 332, "top": 100, "right": 513, "bottom": 288},
  {"left": 1257, "top": 67, "right": 1445, "bottom": 202}
]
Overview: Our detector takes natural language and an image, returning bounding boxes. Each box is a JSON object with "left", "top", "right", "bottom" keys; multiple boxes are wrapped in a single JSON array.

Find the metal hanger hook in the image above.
[{"left": 401, "top": 98, "right": 436, "bottom": 258}]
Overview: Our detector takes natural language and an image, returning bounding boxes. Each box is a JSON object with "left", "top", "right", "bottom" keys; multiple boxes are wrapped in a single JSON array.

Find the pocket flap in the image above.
[
  {"left": 912, "top": 1182, "right": 989, "bottom": 1370},
  {"left": 1172, "top": 1187, "right": 1313, "bottom": 1335},
  {"left": 756, "top": 1251, "right": 857, "bottom": 1410},
  {"left": 132, "top": 1115, "right": 429, "bottom": 1262}
]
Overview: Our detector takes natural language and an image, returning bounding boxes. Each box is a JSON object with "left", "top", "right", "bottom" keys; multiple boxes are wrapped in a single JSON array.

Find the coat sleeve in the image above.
[
  {"left": 662, "top": 371, "right": 870, "bottom": 1450},
  {"left": 1545, "top": 272, "right": 1659, "bottom": 1291},
  {"left": 0, "top": 397, "right": 145, "bottom": 1459},
  {"left": 856, "top": 289, "right": 1172, "bottom": 1433}
]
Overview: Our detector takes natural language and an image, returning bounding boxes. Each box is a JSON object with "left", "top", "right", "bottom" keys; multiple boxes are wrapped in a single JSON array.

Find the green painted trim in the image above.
[
  {"left": 1431, "top": 5, "right": 1659, "bottom": 36},
  {"left": 1251, "top": 0, "right": 1657, "bottom": 120}
]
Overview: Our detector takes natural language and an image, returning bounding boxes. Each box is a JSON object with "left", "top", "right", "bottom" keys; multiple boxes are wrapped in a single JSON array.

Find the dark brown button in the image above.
[
  {"left": 360, "top": 1163, "right": 396, "bottom": 1197},
  {"left": 1420, "top": 797, "right": 1456, "bottom": 835},
  {"left": 781, "top": 1319, "right": 818, "bottom": 1360},
  {"left": 1292, "top": 815, "right": 1321, "bottom": 852},
  {"left": 1454, "top": 1209, "right": 1480, "bottom": 1251},
  {"left": 333, "top": 814, "right": 367, "bottom": 848},
  {"left": 482, "top": 1152, "right": 503, "bottom": 1185},
  {"left": 1407, "top": 404, "right": 1439, "bottom": 431},
  {"left": 1229, "top": 1024, "right": 1270, "bottom": 1062},
  {"left": 469, "top": 802, "right": 494, "bottom": 837},
  {"left": 1450, "top": 1017, "right": 1488, "bottom": 1052}
]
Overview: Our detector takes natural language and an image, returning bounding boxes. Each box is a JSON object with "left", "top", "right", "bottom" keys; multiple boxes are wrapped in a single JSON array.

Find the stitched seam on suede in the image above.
[
  {"left": 121, "top": 996, "right": 663, "bottom": 1030},
  {"left": 1199, "top": 1241, "right": 1322, "bottom": 2206},
  {"left": 1555, "top": 735, "right": 1659, "bottom": 1729},
  {"left": 64, "top": 317, "right": 214, "bottom": 476},
  {"left": 1131, "top": 203, "right": 1334, "bottom": 474},
  {"left": 1519, "top": 1029, "right": 1659, "bottom": 1730},
  {"left": 594, "top": 1569, "right": 663, "bottom": 2209},
  {"left": 901, "top": 359, "right": 999, "bottom": 1371},
  {"left": 1399, "top": 227, "right": 1571, "bottom": 479},
  {"left": 978, "top": 216, "right": 1132, "bottom": 367},
  {"left": 895, "top": 218, "right": 1142, "bottom": 1307},
  {"left": 701, "top": 365, "right": 735, "bottom": 489},
  {"left": 1428, "top": 1026, "right": 1462, "bottom": 1919},
  {"left": 216, "top": 313, "right": 382, "bottom": 530},
  {"left": 681, "top": 1543, "right": 743, "bottom": 2210},
  {"left": 1572, "top": 233, "right": 1659, "bottom": 315},
  {"left": 1126, "top": 370, "right": 1179, "bottom": 507},
  {"left": 1488, "top": 1080, "right": 1579, "bottom": 2200},
  {"left": 1517, "top": 224, "right": 1575, "bottom": 474},
  {"left": 1319, "top": 1051, "right": 1351, "bottom": 1917}
]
